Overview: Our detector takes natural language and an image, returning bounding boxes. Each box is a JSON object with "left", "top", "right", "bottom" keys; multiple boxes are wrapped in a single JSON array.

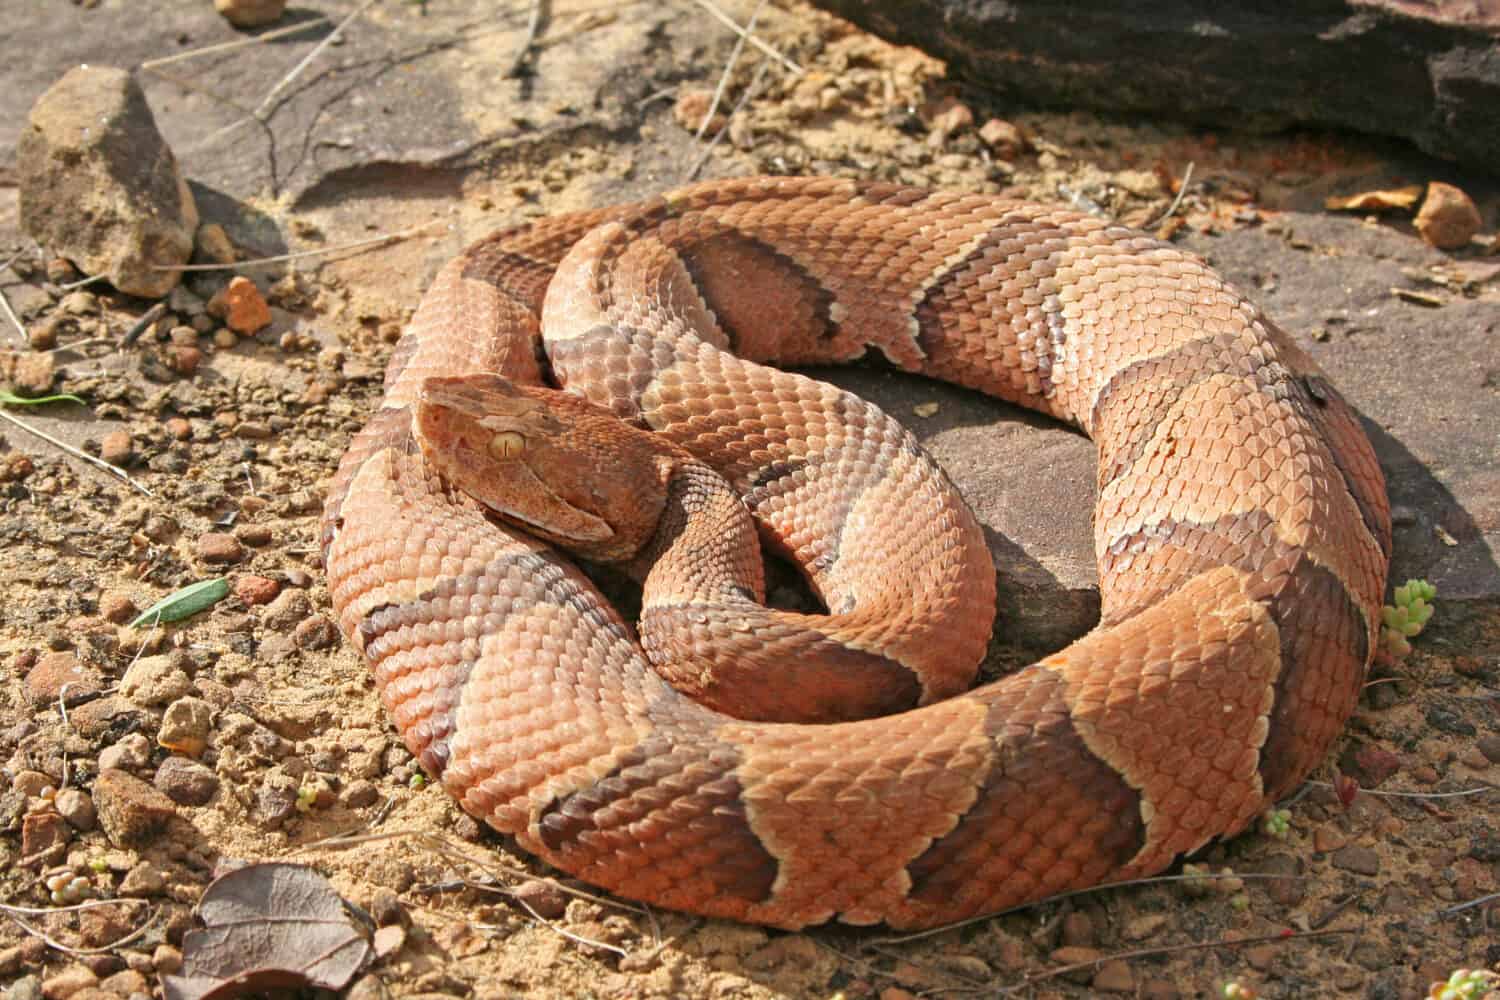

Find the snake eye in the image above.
[{"left": 488, "top": 431, "right": 525, "bottom": 460}]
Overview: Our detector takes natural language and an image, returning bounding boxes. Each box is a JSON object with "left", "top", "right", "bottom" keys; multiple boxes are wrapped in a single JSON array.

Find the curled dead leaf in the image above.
[
  {"left": 160, "top": 862, "right": 372, "bottom": 1000},
  {"left": 1324, "top": 186, "right": 1424, "bottom": 213}
]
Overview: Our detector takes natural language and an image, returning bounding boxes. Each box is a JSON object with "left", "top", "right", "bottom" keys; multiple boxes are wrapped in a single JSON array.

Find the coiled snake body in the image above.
[{"left": 321, "top": 176, "right": 1390, "bottom": 929}]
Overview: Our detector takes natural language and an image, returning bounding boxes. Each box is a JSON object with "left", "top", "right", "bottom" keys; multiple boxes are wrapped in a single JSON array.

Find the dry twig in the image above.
[
  {"left": 687, "top": 0, "right": 802, "bottom": 75},
  {"left": 155, "top": 220, "right": 446, "bottom": 272},
  {"left": 0, "top": 407, "right": 156, "bottom": 497}
]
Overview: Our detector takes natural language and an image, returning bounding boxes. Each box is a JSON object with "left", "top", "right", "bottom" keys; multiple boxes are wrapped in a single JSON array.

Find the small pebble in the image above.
[
  {"left": 164, "top": 417, "right": 192, "bottom": 441},
  {"left": 165, "top": 345, "right": 200, "bottom": 376},
  {"left": 25, "top": 651, "right": 101, "bottom": 705},
  {"left": 212, "top": 329, "right": 238, "bottom": 349},
  {"left": 263, "top": 589, "right": 312, "bottom": 630},
  {"left": 151, "top": 945, "right": 182, "bottom": 975},
  {"left": 46, "top": 258, "right": 79, "bottom": 283},
  {"left": 59, "top": 291, "right": 99, "bottom": 317},
  {"left": 214, "top": 0, "right": 286, "bottom": 28},
  {"left": 53, "top": 788, "right": 97, "bottom": 831},
  {"left": 233, "top": 574, "right": 280, "bottom": 604},
  {"left": 208, "top": 276, "right": 271, "bottom": 334},
  {"left": 978, "top": 118, "right": 1026, "bottom": 158},
  {"left": 157, "top": 696, "right": 213, "bottom": 756},
  {"left": 293, "top": 616, "right": 339, "bottom": 650},
  {"left": 98, "top": 592, "right": 138, "bottom": 624},
  {"left": 13, "top": 353, "right": 57, "bottom": 396},
  {"left": 512, "top": 879, "right": 568, "bottom": 920},
  {"left": 1092, "top": 959, "right": 1135, "bottom": 994},
  {"left": 98, "top": 733, "right": 152, "bottom": 772},
  {"left": 342, "top": 779, "right": 379, "bottom": 809},
  {"left": 1331, "top": 844, "right": 1381, "bottom": 876},
  {"left": 235, "top": 524, "right": 274, "bottom": 547},
  {"left": 98, "top": 431, "right": 134, "bottom": 467},
  {"left": 1415, "top": 181, "right": 1483, "bottom": 249},
  {"left": 196, "top": 532, "right": 244, "bottom": 565},
  {"left": 40, "top": 966, "right": 97, "bottom": 1000},
  {"left": 154, "top": 757, "right": 219, "bottom": 806},
  {"left": 92, "top": 769, "right": 178, "bottom": 847},
  {"left": 120, "top": 653, "right": 192, "bottom": 707}
]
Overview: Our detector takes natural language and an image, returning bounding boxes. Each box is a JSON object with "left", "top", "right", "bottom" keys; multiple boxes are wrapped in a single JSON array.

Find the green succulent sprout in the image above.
[
  {"left": 1429, "top": 968, "right": 1499, "bottom": 1000},
  {"left": 1262, "top": 808, "right": 1291, "bottom": 839},
  {"left": 1381, "top": 578, "right": 1437, "bottom": 658}
]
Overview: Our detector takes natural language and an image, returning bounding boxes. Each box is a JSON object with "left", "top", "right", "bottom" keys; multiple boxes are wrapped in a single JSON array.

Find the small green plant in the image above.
[
  {"left": 1261, "top": 808, "right": 1292, "bottom": 839},
  {"left": 1382, "top": 578, "right": 1436, "bottom": 658},
  {"left": 408, "top": 772, "right": 427, "bottom": 790},
  {"left": 1222, "top": 981, "right": 1259, "bottom": 999},
  {"left": 1428, "top": 968, "right": 1499, "bottom": 1000},
  {"left": 44, "top": 870, "right": 92, "bottom": 905}
]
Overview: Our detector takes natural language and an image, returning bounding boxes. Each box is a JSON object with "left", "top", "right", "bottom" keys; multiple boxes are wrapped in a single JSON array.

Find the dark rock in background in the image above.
[{"left": 809, "top": 0, "right": 1500, "bottom": 171}]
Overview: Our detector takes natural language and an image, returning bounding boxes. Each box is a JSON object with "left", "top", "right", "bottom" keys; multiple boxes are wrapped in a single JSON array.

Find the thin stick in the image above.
[
  {"left": 0, "top": 408, "right": 155, "bottom": 497},
  {"left": 687, "top": 0, "right": 802, "bottom": 75},
  {"left": 505, "top": 0, "right": 547, "bottom": 78},
  {"left": 57, "top": 274, "right": 107, "bottom": 292},
  {"left": 254, "top": 0, "right": 380, "bottom": 119},
  {"left": 1438, "top": 891, "right": 1500, "bottom": 916},
  {"left": 140, "top": 16, "right": 333, "bottom": 70},
  {"left": 121, "top": 302, "right": 168, "bottom": 347},
  {"left": 1001, "top": 927, "right": 1355, "bottom": 993},
  {"left": 685, "top": 56, "right": 769, "bottom": 181},
  {"left": 1308, "top": 780, "right": 1496, "bottom": 800},
  {"left": 0, "top": 899, "right": 148, "bottom": 918},
  {"left": 1148, "top": 161, "right": 1196, "bottom": 229},
  {"left": 0, "top": 285, "right": 25, "bottom": 344},
  {"left": 2, "top": 905, "right": 159, "bottom": 956},
  {"left": 693, "top": 0, "right": 765, "bottom": 142},
  {"left": 154, "top": 220, "right": 446, "bottom": 272}
]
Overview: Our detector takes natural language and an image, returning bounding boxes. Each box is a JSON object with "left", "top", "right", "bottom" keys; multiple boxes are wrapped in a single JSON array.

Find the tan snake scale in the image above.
[{"left": 321, "top": 176, "right": 1391, "bottom": 929}]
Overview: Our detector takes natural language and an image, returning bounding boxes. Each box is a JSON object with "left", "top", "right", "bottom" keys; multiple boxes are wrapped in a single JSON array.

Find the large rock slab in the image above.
[
  {"left": 809, "top": 0, "right": 1500, "bottom": 170},
  {"left": 18, "top": 66, "right": 197, "bottom": 298}
]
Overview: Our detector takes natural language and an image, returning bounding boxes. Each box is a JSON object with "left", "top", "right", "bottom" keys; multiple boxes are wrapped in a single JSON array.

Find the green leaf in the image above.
[
  {"left": 129, "top": 577, "right": 230, "bottom": 628},
  {"left": 0, "top": 389, "right": 86, "bottom": 407}
]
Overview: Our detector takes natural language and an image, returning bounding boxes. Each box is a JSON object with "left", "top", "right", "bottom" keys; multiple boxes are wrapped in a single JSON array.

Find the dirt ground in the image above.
[{"left": 2, "top": 2, "right": 1498, "bottom": 999}]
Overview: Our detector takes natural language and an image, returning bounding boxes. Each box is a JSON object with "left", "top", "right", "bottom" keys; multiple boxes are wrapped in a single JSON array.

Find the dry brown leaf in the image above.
[
  {"left": 160, "top": 862, "right": 372, "bottom": 1000},
  {"left": 1324, "top": 186, "right": 1424, "bottom": 213}
]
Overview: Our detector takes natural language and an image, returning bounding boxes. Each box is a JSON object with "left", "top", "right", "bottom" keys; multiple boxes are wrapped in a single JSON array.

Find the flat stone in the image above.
[
  {"left": 119, "top": 653, "right": 192, "bottom": 707},
  {"left": 232, "top": 574, "right": 280, "bottom": 604},
  {"left": 91, "top": 769, "right": 177, "bottom": 847},
  {"left": 195, "top": 532, "right": 244, "bottom": 565},
  {"left": 24, "top": 651, "right": 101, "bottom": 706},
  {"left": 1092, "top": 959, "right": 1135, "bottom": 993},
  {"left": 17, "top": 66, "right": 196, "bottom": 298},
  {"left": 21, "top": 810, "right": 70, "bottom": 859},
  {"left": 1331, "top": 844, "right": 1382, "bottom": 876}
]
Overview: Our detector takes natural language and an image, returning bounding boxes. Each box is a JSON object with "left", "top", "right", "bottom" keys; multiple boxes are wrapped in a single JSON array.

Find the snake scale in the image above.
[{"left": 321, "top": 176, "right": 1391, "bottom": 929}]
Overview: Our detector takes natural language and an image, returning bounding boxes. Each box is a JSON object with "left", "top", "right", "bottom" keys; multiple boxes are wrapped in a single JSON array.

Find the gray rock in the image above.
[
  {"left": 97, "top": 733, "right": 151, "bottom": 772},
  {"left": 18, "top": 65, "right": 197, "bottom": 298},
  {"left": 154, "top": 758, "right": 219, "bottom": 803},
  {"left": 810, "top": 0, "right": 1500, "bottom": 170}
]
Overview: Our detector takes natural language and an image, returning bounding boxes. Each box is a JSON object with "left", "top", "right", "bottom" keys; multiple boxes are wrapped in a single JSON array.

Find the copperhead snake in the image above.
[{"left": 321, "top": 176, "right": 1391, "bottom": 929}]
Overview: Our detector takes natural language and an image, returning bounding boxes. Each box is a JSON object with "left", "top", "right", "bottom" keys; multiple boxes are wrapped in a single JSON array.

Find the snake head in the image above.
[{"left": 413, "top": 374, "right": 674, "bottom": 563}]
